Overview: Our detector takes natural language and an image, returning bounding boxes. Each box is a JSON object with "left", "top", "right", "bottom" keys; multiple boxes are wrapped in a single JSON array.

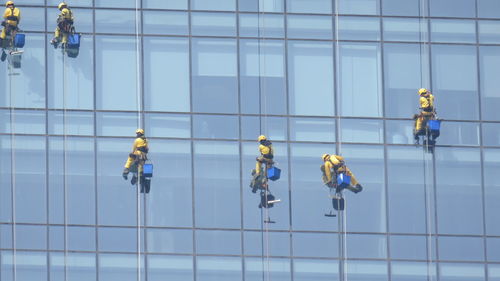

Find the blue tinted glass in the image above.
[
  {"left": 347, "top": 234, "right": 387, "bottom": 259},
  {"left": 437, "top": 121, "right": 479, "bottom": 146},
  {"left": 239, "top": 39, "right": 287, "bottom": 115},
  {"left": 196, "top": 230, "right": 241, "bottom": 255},
  {"left": 97, "top": 112, "right": 139, "bottom": 137},
  {"left": 478, "top": 0, "right": 500, "bottom": 18},
  {"left": 338, "top": 16, "right": 380, "bottom": 41},
  {"left": 197, "top": 256, "right": 242, "bottom": 281},
  {"left": 148, "top": 255, "right": 193, "bottom": 281},
  {"left": 17, "top": 225, "right": 46, "bottom": 250},
  {"left": 292, "top": 232, "right": 337, "bottom": 258},
  {"left": 143, "top": 11, "right": 188, "bottom": 35},
  {"left": 50, "top": 226, "right": 64, "bottom": 250},
  {"left": 386, "top": 120, "right": 416, "bottom": 144},
  {"left": 0, "top": 110, "right": 45, "bottom": 134},
  {"left": 339, "top": 0, "right": 379, "bottom": 15},
  {"left": 483, "top": 123, "right": 500, "bottom": 146},
  {"left": 0, "top": 225, "right": 12, "bottom": 248},
  {"left": 288, "top": 41, "right": 334, "bottom": 116},
  {"left": 144, "top": 37, "right": 190, "bottom": 112},
  {"left": 339, "top": 43, "right": 382, "bottom": 117},
  {"left": 346, "top": 260, "right": 387, "bottom": 281},
  {"left": 488, "top": 238, "right": 500, "bottom": 262},
  {"left": 96, "top": 36, "right": 139, "bottom": 111},
  {"left": 48, "top": 0, "right": 93, "bottom": 6},
  {"left": 436, "top": 148, "right": 483, "bottom": 235},
  {"left": 0, "top": 136, "right": 12, "bottom": 222},
  {"left": 47, "top": 8, "right": 93, "bottom": 33},
  {"left": 287, "top": 0, "right": 332, "bottom": 13},
  {"left": 95, "top": 10, "right": 136, "bottom": 33},
  {"left": 16, "top": 252, "right": 47, "bottom": 281},
  {"left": 479, "top": 21, "right": 500, "bottom": 44},
  {"left": 246, "top": 258, "right": 291, "bottom": 281},
  {"left": 99, "top": 254, "right": 142, "bottom": 281},
  {"left": 430, "top": 0, "right": 475, "bottom": 17},
  {"left": 238, "top": 0, "right": 284, "bottom": 12},
  {"left": 241, "top": 116, "right": 287, "bottom": 141},
  {"left": 145, "top": 113, "right": 190, "bottom": 138},
  {"left": 244, "top": 231, "right": 290, "bottom": 256},
  {"left": 147, "top": 229, "right": 193, "bottom": 254},
  {"left": 99, "top": 227, "right": 138, "bottom": 252},
  {"left": 96, "top": 0, "right": 135, "bottom": 8},
  {"left": 191, "top": 0, "right": 236, "bottom": 10},
  {"left": 439, "top": 236, "right": 484, "bottom": 261},
  {"left": 144, "top": 0, "right": 188, "bottom": 9},
  {"left": 383, "top": 18, "right": 427, "bottom": 42},
  {"left": 432, "top": 45, "right": 479, "bottom": 120},
  {"left": 239, "top": 14, "right": 284, "bottom": 38},
  {"left": 50, "top": 252, "right": 97, "bottom": 281},
  {"left": 48, "top": 111, "right": 94, "bottom": 136},
  {"left": 391, "top": 261, "right": 436, "bottom": 281},
  {"left": 290, "top": 117, "right": 335, "bottom": 142},
  {"left": 390, "top": 235, "right": 428, "bottom": 260},
  {"left": 192, "top": 12, "right": 236, "bottom": 36},
  {"left": 287, "top": 15, "right": 333, "bottom": 40},
  {"left": 192, "top": 38, "right": 238, "bottom": 114},
  {"left": 294, "top": 259, "right": 338, "bottom": 281},
  {"left": 484, "top": 149, "right": 500, "bottom": 235},
  {"left": 480, "top": 46, "right": 500, "bottom": 121},
  {"left": 382, "top": 0, "right": 420, "bottom": 16},
  {"left": 193, "top": 114, "right": 239, "bottom": 139},
  {"left": 22, "top": 8, "right": 45, "bottom": 32},
  {"left": 490, "top": 264, "right": 500, "bottom": 281},
  {"left": 431, "top": 19, "right": 476, "bottom": 43},
  {"left": 340, "top": 119, "right": 383, "bottom": 143},
  {"left": 439, "top": 263, "right": 485, "bottom": 281},
  {"left": 68, "top": 226, "right": 96, "bottom": 251}
]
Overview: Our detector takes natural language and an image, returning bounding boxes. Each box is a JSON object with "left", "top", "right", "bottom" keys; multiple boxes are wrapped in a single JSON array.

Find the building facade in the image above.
[{"left": 1, "top": 0, "right": 500, "bottom": 280}]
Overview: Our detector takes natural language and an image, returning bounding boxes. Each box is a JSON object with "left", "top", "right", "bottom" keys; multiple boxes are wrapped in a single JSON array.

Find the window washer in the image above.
[
  {"left": 250, "top": 135, "right": 274, "bottom": 193},
  {"left": 321, "top": 154, "right": 362, "bottom": 194},
  {"left": 122, "top": 129, "right": 149, "bottom": 186},
  {"left": 413, "top": 88, "right": 436, "bottom": 144},
  {"left": 0, "top": 0, "right": 20, "bottom": 61},
  {"left": 50, "top": 2, "right": 74, "bottom": 49}
]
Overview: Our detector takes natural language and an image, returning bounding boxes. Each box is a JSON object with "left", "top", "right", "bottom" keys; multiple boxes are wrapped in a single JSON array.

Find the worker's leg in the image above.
[
  {"left": 345, "top": 167, "right": 363, "bottom": 193},
  {"left": 0, "top": 27, "right": 6, "bottom": 40},
  {"left": 255, "top": 158, "right": 263, "bottom": 175}
]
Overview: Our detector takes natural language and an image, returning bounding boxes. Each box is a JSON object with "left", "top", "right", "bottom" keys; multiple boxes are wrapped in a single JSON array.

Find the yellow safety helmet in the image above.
[
  {"left": 258, "top": 135, "right": 267, "bottom": 142},
  {"left": 418, "top": 88, "right": 428, "bottom": 95},
  {"left": 322, "top": 154, "right": 330, "bottom": 161},
  {"left": 136, "top": 128, "right": 145, "bottom": 135},
  {"left": 58, "top": 2, "right": 67, "bottom": 10},
  {"left": 5, "top": 1, "right": 14, "bottom": 6}
]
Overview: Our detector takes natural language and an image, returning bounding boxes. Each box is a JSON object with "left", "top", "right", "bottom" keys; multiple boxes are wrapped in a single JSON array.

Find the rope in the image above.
[
  {"left": 62, "top": 43, "right": 69, "bottom": 281},
  {"left": 134, "top": 0, "right": 142, "bottom": 279},
  {"left": 334, "top": 0, "right": 342, "bottom": 155},
  {"left": 8, "top": 47, "right": 17, "bottom": 281}
]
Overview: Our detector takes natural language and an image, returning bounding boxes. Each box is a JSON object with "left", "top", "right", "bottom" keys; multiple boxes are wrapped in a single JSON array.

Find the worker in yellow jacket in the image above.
[
  {"left": 321, "top": 154, "right": 362, "bottom": 193},
  {"left": 0, "top": 1, "right": 20, "bottom": 47},
  {"left": 50, "top": 2, "right": 74, "bottom": 48},
  {"left": 255, "top": 135, "right": 274, "bottom": 176},
  {"left": 123, "top": 129, "right": 149, "bottom": 184},
  {"left": 413, "top": 88, "right": 436, "bottom": 142}
]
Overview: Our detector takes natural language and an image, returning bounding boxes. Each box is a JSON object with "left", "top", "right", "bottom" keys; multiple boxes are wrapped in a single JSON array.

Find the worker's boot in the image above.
[
  {"left": 122, "top": 168, "right": 129, "bottom": 180},
  {"left": 131, "top": 174, "right": 137, "bottom": 185},
  {"left": 0, "top": 50, "right": 6, "bottom": 62},
  {"left": 352, "top": 184, "right": 363, "bottom": 194},
  {"left": 50, "top": 38, "right": 59, "bottom": 49}
]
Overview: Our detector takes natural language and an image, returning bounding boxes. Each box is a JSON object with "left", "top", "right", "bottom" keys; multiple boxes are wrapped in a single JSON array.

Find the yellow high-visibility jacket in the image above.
[
  {"left": 324, "top": 155, "right": 344, "bottom": 182},
  {"left": 259, "top": 143, "right": 273, "bottom": 159},
  {"left": 59, "top": 8, "right": 73, "bottom": 21},
  {"left": 3, "top": 7, "right": 20, "bottom": 26},
  {"left": 419, "top": 93, "right": 435, "bottom": 112},
  {"left": 131, "top": 137, "right": 148, "bottom": 153}
]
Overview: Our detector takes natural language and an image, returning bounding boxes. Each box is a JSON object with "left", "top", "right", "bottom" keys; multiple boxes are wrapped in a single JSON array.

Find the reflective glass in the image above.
[
  {"left": 144, "top": 37, "right": 190, "bottom": 112},
  {"left": 479, "top": 46, "right": 500, "bottom": 121},
  {"left": 347, "top": 234, "right": 387, "bottom": 259},
  {"left": 191, "top": 12, "right": 237, "bottom": 36},
  {"left": 437, "top": 121, "right": 480, "bottom": 146},
  {"left": 490, "top": 264, "right": 500, "bottom": 281},
  {"left": 239, "top": 14, "right": 284, "bottom": 38},
  {"left": 196, "top": 230, "right": 241, "bottom": 255},
  {"left": 430, "top": 0, "right": 475, "bottom": 18},
  {"left": 241, "top": 116, "right": 288, "bottom": 141},
  {"left": 340, "top": 119, "right": 383, "bottom": 143},
  {"left": 144, "top": 0, "right": 188, "bottom": 9},
  {"left": 143, "top": 11, "right": 189, "bottom": 35},
  {"left": 484, "top": 149, "right": 500, "bottom": 235},
  {"left": 431, "top": 19, "right": 476, "bottom": 43},
  {"left": 439, "top": 263, "right": 485, "bottom": 281},
  {"left": 431, "top": 45, "right": 479, "bottom": 120},
  {"left": 21, "top": 8, "right": 45, "bottom": 32},
  {"left": 197, "top": 256, "right": 242, "bottom": 281},
  {"left": 0, "top": 136, "right": 12, "bottom": 223},
  {"left": 96, "top": 112, "right": 139, "bottom": 137},
  {"left": 99, "top": 227, "right": 138, "bottom": 252},
  {"left": 382, "top": 0, "right": 420, "bottom": 16},
  {"left": 289, "top": 117, "right": 335, "bottom": 142},
  {"left": 439, "top": 236, "right": 484, "bottom": 261},
  {"left": 287, "top": 15, "right": 333, "bottom": 40},
  {"left": 391, "top": 261, "right": 436, "bottom": 281},
  {"left": 292, "top": 232, "right": 337, "bottom": 258},
  {"left": 238, "top": 0, "right": 284, "bottom": 12},
  {"left": 96, "top": 36, "right": 139, "bottom": 111},
  {"left": 239, "top": 39, "right": 286, "bottom": 115},
  {"left": 99, "top": 254, "right": 142, "bottom": 281},
  {"left": 194, "top": 141, "right": 240, "bottom": 228},
  {"left": 478, "top": 0, "right": 500, "bottom": 18},
  {"left": 0, "top": 225, "right": 12, "bottom": 248},
  {"left": 483, "top": 123, "right": 500, "bottom": 146},
  {"left": 293, "top": 259, "right": 338, "bottom": 281},
  {"left": 244, "top": 231, "right": 290, "bottom": 256},
  {"left": 145, "top": 113, "right": 190, "bottom": 138},
  {"left": 48, "top": 0, "right": 93, "bottom": 6},
  {"left": 15, "top": 252, "right": 47, "bottom": 281},
  {"left": 0, "top": 110, "right": 45, "bottom": 134},
  {"left": 245, "top": 258, "right": 291, "bottom": 281},
  {"left": 17, "top": 225, "right": 46, "bottom": 250},
  {"left": 287, "top": 0, "right": 332, "bottom": 13},
  {"left": 48, "top": 111, "right": 94, "bottom": 136},
  {"left": 390, "top": 235, "right": 428, "bottom": 260},
  {"left": 50, "top": 252, "right": 97, "bottom": 281},
  {"left": 386, "top": 120, "right": 416, "bottom": 144},
  {"left": 68, "top": 226, "right": 96, "bottom": 251},
  {"left": 96, "top": 0, "right": 136, "bottom": 8},
  {"left": 191, "top": 0, "right": 236, "bottom": 11},
  {"left": 339, "top": 43, "right": 382, "bottom": 117},
  {"left": 147, "top": 229, "right": 193, "bottom": 254},
  {"left": 436, "top": 148, "right": 483, "bottom": 235},
  {"left": 193, "top": 114, "right": 239, "bottom": 139},
  {"left": 288, "top": 41, "right": 334, "bottom": 116},
  {"left": 47, "top": 8, "right": 93, "bottom": 33},
  {"left": 346, "top": 260, "right": 387, "bottom": 281},
  {"left": 50, "top": 226, "right": 64, "bottom": 250},
  {"left": 95, "top": 10, "right": 136, "bottom": 33},
  {"left": 479, "top": 21, "right": 500, "bottom": 44},
  {"left": 383, "top": 18, "right": 426, "bottom": 42},
  {"left": 148, "top": 255, "right": 193, "bottom": 281},
  {"left": 339, "top": 0, "right": 379, "bottom": 15},
  {"left": 192, "top": 38, "right": 238, "bottom": 114},
  {"left": 338, "top": 16, "right": 380, "bottom": 41}
]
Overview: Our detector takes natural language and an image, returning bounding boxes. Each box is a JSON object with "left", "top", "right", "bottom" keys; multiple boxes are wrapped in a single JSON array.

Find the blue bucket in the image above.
[
  {"left": 143, "top": 163, "right": 153, "bottom": 178},
  {"left": 267, "top": 166, "right": 281, "bottom": 181},
  {"left": 14, "top": 33, "right": 25, "bottom": 48},
  {"left": 337, "top": 173, "right": 351, "bottom": 189},
  {"left": 428, "top": 120, "right": 441, "bottom": 132}
]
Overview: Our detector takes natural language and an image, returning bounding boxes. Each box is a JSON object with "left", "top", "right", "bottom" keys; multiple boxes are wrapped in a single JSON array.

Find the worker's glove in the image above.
[
  {"left": 1, "top": 21, "right": 5, "bottom": 27},
  {"left": 129, "top": 153, "right": 136, "bottom": 159}
]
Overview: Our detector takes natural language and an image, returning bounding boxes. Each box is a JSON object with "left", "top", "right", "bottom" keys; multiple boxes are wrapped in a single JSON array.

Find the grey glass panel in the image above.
[
  {"left": 287, "top": 15, "right": 333, "bottom": 40},
  {"left": 244, "top": 231, "right": 290, "bottom": 256},
  {"left": 194, "top": 141, "right": 240, "bottom": 228},
  {"left": 21, "top": 8, "right": 45, "bottom": 32},
  {"left": 196, "top": 230, "right": 241, "bottom": 255},
  {"left": 99, "top": 254, "right": 142, "bottom": 281},
  {"left": 338, "top": 16, "right": 380, "bottom": 41},
  {"left": 383, "top": 18, "right": 427, "bottom": 42},
  {"left": 490, "top": 264, "right": 500, "bottom": 281},
  {"left": 390, "top": 235, "right": 428, "bottom": 260},
  {"left": 439, "top": 263, "right": 485, "bottom": 281},
  {"left": 0, "top": 110, "right": 45, "bottom": 134},
  {"left": 197, "top": 256, "right": 242, "bottom": 281},
  {"left": 339, "top": 0, "right": 379, "bottom": 15},
  {"left": 340, "top": 119, "right": 383, "bottom": 143},
  {"left": 68, "top": 226, "right": 96, "bottom": 251},
  {"left": 432, "top": 45, "right": 478, "bottom": 120},
  {"left": 386, "top": 120, "right": 416, "bottom": 144},
  {"left": 147, "top": 140, "right": 193, "bottom": 227},
  {"left": 48, "top": 111, "right": 94, "bottom": 136},
  {"left": 436, "top": 148, "right": 483, "bottom": 235},
  {"left": 193, "top": 114, "right": 239, "bottom": 139},
  {"left": 0, "top": 34, "right": 45, "bottom": 108},
  {"left": 145, "top": 113, "right": 190, "bottom": 138},
  {"left": 431, "top": 19, "right": 476, "bottom": 43},
  {"left": 240, "top": 39, "right": 286, "bottom": 115},
  {"left": 391, "top": 261, "right": 436, "bottom": 281},
  {"left": 96, "top": 0, "right": 136, "bottom": 8},
  {"left": 290, "top": 117, "right": 335, "bottom": 142},
  {"left": 239, "top": 14, "right": 284, "bottom": 38},
  {"left": 148, "top": 255, "right": 193, "bottom": 281},
  {"left": 17, "top": 225, "right": 46, "bottom": 250},
  {"left": 1, "top": 251, "right": 14, "bottom": 281},
  {"left": 0, "top": 136, "right": 12, "bottom": 222},
  {"left": 480, "top": 46, "right": 500, "bottom": 121},
  {"left": 238, "top": 0, "right": 284, "bottom": 12},
  {"left": 430, "top": 0, "right": 475, "bottom": 18},
  {"left": 439, "top": 236, "right": 484, "bottom": 261},
  {"left": 144, "top": 37, "right": 190, "bottom": 112},
  {"left": 0, "top": 225, "right": 12, "bottom": 248},
  {"left": 339, "top": 43, "right": 382, "bottom": 117},
  {"left": 50, "top": 226, "right": 64, "bottom": 250},
  {"left": 144, "top": 0, "right": 188, "bottom": 9},
  {"left": 479, "top": 21, "right": 500, "bottom": 44},
  {"left": 241, "top": 116, "right": 287, "bottom": 141},
  {"left": 293, "top": 259, "right": 338, "bottom": 281},
  {"left": 48, "top": 35, "right": 94, "bottom": 110},
  {"left": 48, "top": 137, "right": 95, "bottom": 225},
  {"left": 382, "top": 0, "right": 420, "bottom": 16},
  {"left": 437, "top": 121, "right": 479, "bottom": 146},
  {"left": 47, "top": 8, "right": 93, "bottom": 33},
  {"left": 192, "top": 38, "right": 238, "bottom": 114},
  {"left": 48, "top": 0, "right": 93, "bottom": 6},
  {"left": 287, "top": 0, "right": 332, "bottom": 13},
  {"left": 96, "top": 112, "right": 139, "bottom": 137},
  {"left": 484, "top": 149, "right": 500, "bottom": 235},
  {"left": 191, "top": 0, "right": 236, "bottom": 11},
  {"left": 96, "top": 36, "right": 138, "bottom": 111},
  {"left": 192, "top": 12, "right": 237, "bottom": 36},
  {"left": 292, "top": 232, "right": 337, "bottom": 258},
  {"left": 15, "top": 252, "right": 47, "bottom": 281},
  {"left": 95, "top": 10, "right": 136, "bottom": 33},
  {"left": 288, "top": 41, "right": 334, "bottom": 116},
  {"left": 99, "top": 227, "right": 137, "bottom": 252},
  {"left": 478, "top": 0, "right": 500, "bottom": 18},
  {"left": 50, "top": 252, "right": 97, "bottom": 281},
  {"left": 483, "top": 123, "right": 500, "bottom": 146},
  {"left": 143, "top": 11, "right": 189, "bottom": 35},
  {"left": 245, "top": 258, "right": 291, "bottom": 281},
  {"left": 346, "top": 260, "right": 387, "bottom": 281},
  {"left": 347, "top": 234, "right": 387, "bottom": 259},
  {"left": 147, "top": 229, "right": 193, "bottom": 254}
]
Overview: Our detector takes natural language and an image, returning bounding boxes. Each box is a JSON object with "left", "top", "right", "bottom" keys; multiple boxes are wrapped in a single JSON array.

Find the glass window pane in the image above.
[
  {"left": 191, "top": 0, "right": 236, "bottom": 11},
  {"left": 489, "top": 264, "right": 500, "bottom": 281},
  {"left": 48, "top": 111, "right": 94, "bottom": 136},
  {"left": 239, "top": 14, "right": 284, "bottom": 38},
  {"left": 244, "top": 231, "right": 290, "bottom": 256},
  {"left": 383, "top": 18, "right": 426, "bottom": 42},
  {"left": 483, "top": 123, "right": 500, "bottom": 146},
  {"left": 391, "top": 261, "right": 436, "bottom": 281},
  {"left": 241, "top": 116, "right": 288, "bottom": 141},
  {"left": 16, "top": 252, "right": 48, "bottom": 281},
  {"left": 47, "top": 8, "right": 93, "bottom": 33},
  {"left": 437, "top": 121, "right": 480, "bottom": 146},
  {"left": 99, "top": 254, "right": 141, "bottom": 281},
  {"left": 95, "top": 10, "right": 136, "bottom": 33},
  {"left": 430, "top": 0, "right": 475, "bottom": 18},
  {"left": 440, "top": 263, "right": 485, "bottom": 281},
  {"left": 390, "top": 235, "right": 428, "bottom": 260},
  {"left": 193, "top": 115, "right": 239, "bottom": 139},
  {"left": 338, "top": 16, "right": 380, "bottom": 41},
  {"left": 96, "top": 112, "right": 139, "bottom": 137},
  {"left": 287, "top": 15, "right": 332, "bottom": 40},
  {"left": 48, "top": 0, "right": 93, "bottom": 6},
  {"left": 96, "top": 0, "right": 136, "bottom": 7},
  {"left": 339, "top": 0, "right": 379, "bottom": 15},
  {"left": 50, "top": 252, "right": 96, "bottom": 281},
  {"left": 382, "top": 0, "right": 420, "bottom": 16},
  {"left": 196, "top": 230, "right": 241, "bottom": 255},
  {"left": 488, "top": 238, "right": 500, "bottom": 262},
  {"left": 293, "top": 259, "right": 338, "bottom": 281},
  {"left": 292, "top": 232, "right": 337, "bottom": 258},
  {"left": 145, "top": 113, "right": 190, "bottom": 138},
  {"left": 191, "top": 12, "right": 236, "bottom": 36},
  {"left": 386, "top": 120, "right": 416, "bottom": 145},
  {"left": 439, "top": 236, "right": 484, "bottom": 261},
  {"left": 143, "top": 11, "right": 188, "bottom": 35},
  {"left": 479, "top": 46, "right": 500, "bottom": 121},
  {"left": 339, "top": 43, "right": 383, "bottom": 117},
  {"left": 478, "top": 0, "right": 500, "bottom": 18},
  {"left": 0, "top": 110, "right": 45, "bottom": 135},
  {"left": 144, "top": 0, "right": 188, "bottom": 9},
  {"left": 431, "top": 19, "right": 476, "bottom": 43},
  {"left": 347, "top": 260, "right": 387, "bottom": 281},
  {"left": 197, "top": 256, "right": 242, "bottom": 281},
  {"left": 290, "top": 117, "right": 335, "bottom": 142},
  {"left": 22, "top": 8, "right": 45, "bottom": 32},
  {"left": 0, "top": 225, "right": 12, "bottom": 248},
  {"left": 484, "top": 149, "right": 500, "bottom": 235},
  {"left": 147, "top": 229, "right": 193, "bottom": 254},
  {"left": 238, "top": 0, "right": 284, "bottom": 12},
  {"left": 287, "top": 0, "right": 332, "bottom": 13},
  {"left": 479, "top": 21, "right": 500, "bottom": 44},
  {"left": 432, "top": 45, "right": 479, "bottom": 120},
  {"left": 245, "top": 258, "right": 291, "bottom": 281},
  {"left": 17, "top": 225, "right": 46, "bottom": 250},
  {"left": 148, "top": 255, "right": 193, "bottom": 281},
  {"left": 347, "top": 234, "right": 387, "bottom": 259},
  {"left": 50, "top": 226, "right": 64, "bottom": 250},
  {"left": 68, "top": 226, "right": 96, "bottom": 251},
  {"left": 99, "top": 227, "right": 138, "bottom": 252},
  {"left": 288, "top": 41, "right": 334, "bottom": 116},
  {"left": 340, "top": 119, "right": 383, "bottom": 143},
  {"left": 192, "top": 38, "right": 238, "bottom": 114}
]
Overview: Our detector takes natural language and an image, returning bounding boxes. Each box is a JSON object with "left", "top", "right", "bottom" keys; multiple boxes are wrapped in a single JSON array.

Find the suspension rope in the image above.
[
  {"left": 134, "top": 0, "right": 142, "bottom": 279},
  {"left": 8, "top": 49, "right": 17, "bottom": 281},
  {"left": 62, "top": 44, "right": 69, "bottom": 281}
]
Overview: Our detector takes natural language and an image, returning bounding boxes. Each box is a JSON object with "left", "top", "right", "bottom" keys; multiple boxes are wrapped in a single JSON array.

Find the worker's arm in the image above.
[
  {"left": 324, "top": 161, "right": 332, "bottom": 183},
  {"left": 3, "top": 8, "right": 9, "bottom": 20},
  {"left": 131, "top": 138, "right": 140, "bottom": 153}
]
